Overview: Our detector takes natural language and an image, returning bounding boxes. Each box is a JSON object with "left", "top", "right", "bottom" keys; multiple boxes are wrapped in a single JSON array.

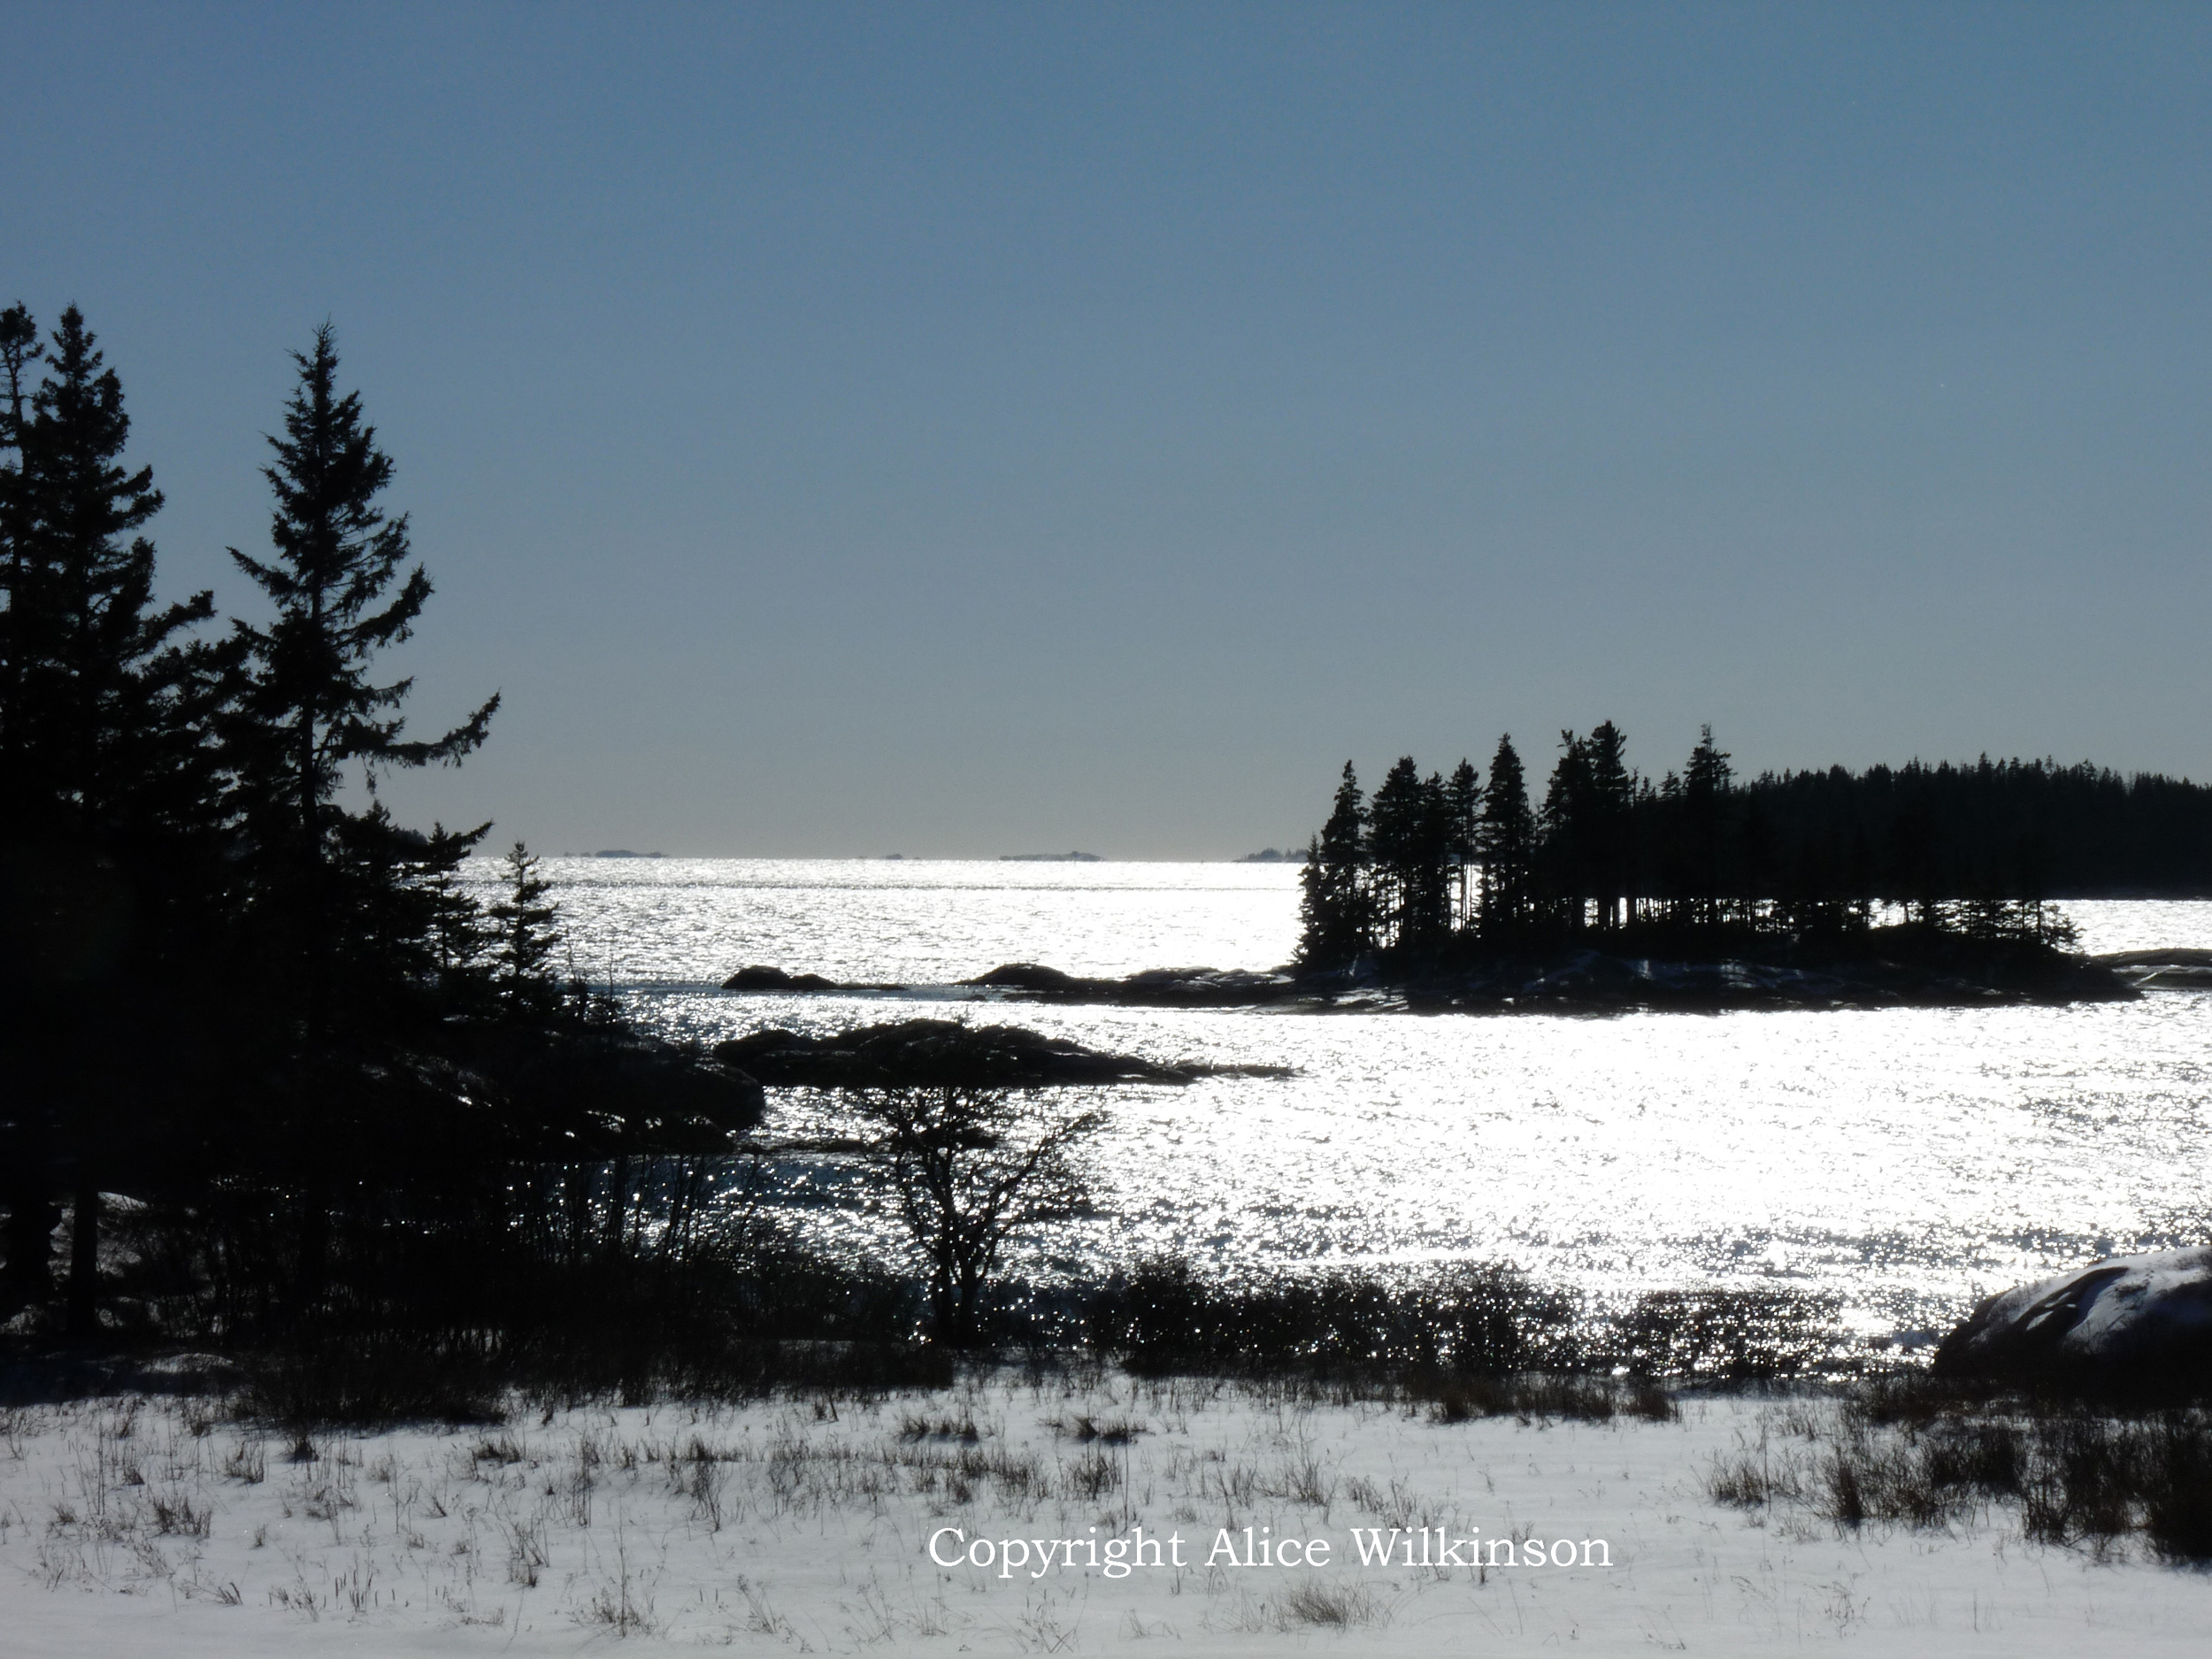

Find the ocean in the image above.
[{"left": 462, "top": 856, "right": 2212, "bottom": 1340}]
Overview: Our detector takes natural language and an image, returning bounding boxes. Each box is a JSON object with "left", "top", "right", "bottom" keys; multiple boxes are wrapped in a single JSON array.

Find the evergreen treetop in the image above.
[{"left": 225, "top": 324, "right": 499, "bottom": 1035}]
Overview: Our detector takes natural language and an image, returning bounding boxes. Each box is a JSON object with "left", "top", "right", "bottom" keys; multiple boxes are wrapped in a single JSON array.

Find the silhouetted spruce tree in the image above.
[
  {"left": 1681, "top": 725, "right": 1732, "bottom": 930},
  {"left": 1540, "top": 733, "right": 1593, "bottom": 930},
  {"left": 1446, "top": 758, "right": 1481, "bottom": 927},
  {"left": 421, "top": 821, "right": 494, "bottom": 988},
  {"left": 1411, "top": 771, "right": 1457, "bottom": 955},
  {"left": 0, "top": 301, "right": 44, "bottom": 1316},
  {"left": 489, "top": 841, "right": 563, "bottom": 1014},
  {"left": 0, "top": 308, "right": 237, "bottom": 1334},
  {"left": 224, "top": 323, "right": 498, "bottom": 1309},
  {"left": 1297, "top": 761, "right": 1371, "bottom": 969},
  {"left": 227, "top": 325, "right": 499, "bottom": 1032},
  {"left": 0, "top": 303, "right": 42, "bottom": 793},
  {"left": 1581, "top": 721, "right": 1632, "bottom": 929},
  {"left": 1370, "top": 757, "right": 1453, "bottom": 956},
  {"left": 1476, "top": 734, "right": 1536, "bottom": 936},
  {"left": 6, "top": 309, "right": 231, "bottom": 883}
]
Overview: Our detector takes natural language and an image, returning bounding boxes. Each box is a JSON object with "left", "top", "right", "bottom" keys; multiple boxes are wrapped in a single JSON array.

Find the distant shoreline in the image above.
[{"left": 720, "top": 935, "right": 2151, "bottom": 1013}]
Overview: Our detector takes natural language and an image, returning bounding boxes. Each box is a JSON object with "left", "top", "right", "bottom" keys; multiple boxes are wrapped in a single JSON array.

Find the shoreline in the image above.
[{"left": 718, "top": 941, "right": 2147, "bottom": 1014}]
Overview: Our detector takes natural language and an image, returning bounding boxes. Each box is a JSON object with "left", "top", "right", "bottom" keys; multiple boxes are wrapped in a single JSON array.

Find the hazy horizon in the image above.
[{"left": 9, "top": 3, "right": 2208, "bottom": 857}]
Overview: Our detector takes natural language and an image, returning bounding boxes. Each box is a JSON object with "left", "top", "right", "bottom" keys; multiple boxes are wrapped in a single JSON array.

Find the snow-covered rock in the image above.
[{"left": 1936, "top": 1248, "right": 2212, "bottom": 1384}]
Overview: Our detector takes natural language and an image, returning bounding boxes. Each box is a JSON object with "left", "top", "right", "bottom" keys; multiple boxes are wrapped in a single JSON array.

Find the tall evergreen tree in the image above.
[
  {"left": 1297, "top": 761, "right": 1371, "bottom": 969},
  {"left": 489, "top": 840, "right": 563, "bottom": 1013},
  {"left": 226, "top": 323, "right": 499, "bottom": 1042},
  {"left": 0, "top": 303, "right": 42, "bottom": 788},
  {"left": 1476, "top": 734, "right": 1536, "bottom": 936},
  {"left": 224, "top": 324, "right": 497, "bottom": 1312},
  {"left": 1445, "top": 757, "right": 1481, "bottom": 927},
  {"left": 7, "top": 309, "right": 226, "bottom": 865},
  {"left": 0, "top": 303, "right": 48, "bottom": 1317},
  {"left": 1682, "top": 724, "right": 1732, "bottom": 929},
  {"left": 1368, "top": 757, "right": 1434, "bottom": 954},
  {"left": 1580, "top": 721, "right": 1633, "bottom": 929},
  {"left": 0, "top": 308, "right": 235, "bottom": 1333},
  {"left": 1540, "top": 732, "right": 1594, "bottom": 930}
]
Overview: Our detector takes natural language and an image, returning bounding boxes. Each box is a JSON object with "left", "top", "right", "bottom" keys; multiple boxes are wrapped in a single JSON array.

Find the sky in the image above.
[{"left": 5, "top": 2, "right": 2208, "bottom": 857}]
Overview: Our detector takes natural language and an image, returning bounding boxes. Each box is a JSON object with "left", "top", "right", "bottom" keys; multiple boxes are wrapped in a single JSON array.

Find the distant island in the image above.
[
  {"left": 1279, "top": 724, "right": 2208, "bottom": 997},
  {"left": 1001, "top": 850, "right": 1102, "bottom": 862},
  {"left": 590, "top": 849, "right": 665, "bottom": 858},
  {"left": 1240, "top": 847, "right": 1308, "bottom": 864}
]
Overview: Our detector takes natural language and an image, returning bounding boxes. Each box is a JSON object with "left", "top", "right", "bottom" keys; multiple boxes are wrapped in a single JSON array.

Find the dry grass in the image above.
[{"left": 1703, "top": 1387, "right": 2212, "bottom": 1563}]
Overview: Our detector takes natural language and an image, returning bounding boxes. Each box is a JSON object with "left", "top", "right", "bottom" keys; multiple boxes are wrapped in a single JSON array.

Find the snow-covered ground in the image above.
[{"left": 4, "top": 1375, "right": 2210, "bottom": 1656}]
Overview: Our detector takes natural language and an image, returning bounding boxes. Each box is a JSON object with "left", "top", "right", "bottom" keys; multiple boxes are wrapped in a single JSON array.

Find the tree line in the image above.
[
  {"left": 1298, "top": 723, "right": 2212, "bottom": 969},
  {"left": 0, "top": 304, "right": 757, "bottom": 1348}
]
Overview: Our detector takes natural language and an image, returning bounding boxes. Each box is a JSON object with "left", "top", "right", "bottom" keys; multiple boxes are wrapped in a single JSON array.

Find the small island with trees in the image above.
[{"left": 1285, "top": 727, "right": 2204, "bottom": 1008}]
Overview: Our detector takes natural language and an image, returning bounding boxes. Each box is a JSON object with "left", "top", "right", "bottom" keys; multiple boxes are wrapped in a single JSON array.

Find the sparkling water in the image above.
[{"left": 466, "top": 857, "right": 2212, "bottom": 1336}]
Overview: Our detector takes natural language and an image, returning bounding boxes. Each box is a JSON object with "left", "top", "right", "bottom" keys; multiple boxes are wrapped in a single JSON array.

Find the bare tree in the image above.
[{"left": 848, "top": 1085, "right": 1104, "bottom": 1346}]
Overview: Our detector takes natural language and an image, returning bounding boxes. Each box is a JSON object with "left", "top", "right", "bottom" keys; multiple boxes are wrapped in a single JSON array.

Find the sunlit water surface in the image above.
[{"left": 464, "top": 858, "right": 2212, "bottom": 1337}]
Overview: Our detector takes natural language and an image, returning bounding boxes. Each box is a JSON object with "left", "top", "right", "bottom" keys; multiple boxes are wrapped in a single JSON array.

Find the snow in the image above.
[{"left": 4, "top": 1376, "right": 2210, "bottom": 1656}]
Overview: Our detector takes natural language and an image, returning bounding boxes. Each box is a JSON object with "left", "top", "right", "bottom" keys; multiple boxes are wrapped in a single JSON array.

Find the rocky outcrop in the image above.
[
  {"left": 711, "top": 1018, "right": 1290, "bottom": 1088},
  {"left": 1934, "top": 1248, "right": 2212, "bottom": 1391},
  {"left": 719, "top": 948, "right": 2132, "bottom": 1013},
  {"left": 723, "top": 964, "right": 844, "bottom": 991},
  {"left": 2091, "top": 949, "right": 2212, "bottom": 989},
  {"left": 959, "top": 964, "right": 1304, "bottom": 1006}
]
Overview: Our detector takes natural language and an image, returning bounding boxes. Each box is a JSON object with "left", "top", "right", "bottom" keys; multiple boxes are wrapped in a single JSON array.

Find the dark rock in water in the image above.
[
  {"left": 711, "top": 1018, "right": 1289, "bottom": 1088},
  {"left": 1934, "top": 1248, "right": 2212, "bottom": 1390},
  {"left": 722, "top": 965, "right": 840, "bottom": 991},
  {"left": 962, "top": 962, "right": 1304, "bottom": 1007},
  {"left": 963, "top": 962, "right": 1081, "bottom": 992},
  {"left": 2091, "top": 948, "right": 2212, "bottom": 969},
  {"left": 2090, "top": 948, "right": 2212, "bottom": 990}
]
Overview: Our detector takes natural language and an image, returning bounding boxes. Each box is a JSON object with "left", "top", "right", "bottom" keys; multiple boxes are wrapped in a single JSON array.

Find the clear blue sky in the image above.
[{"left": 8, "top": 3, "right": 2208, "bottom": 856}]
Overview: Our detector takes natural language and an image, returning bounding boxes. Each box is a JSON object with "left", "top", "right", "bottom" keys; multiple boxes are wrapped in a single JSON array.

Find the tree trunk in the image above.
[
  {"left": 65, "top": 1177, "right": 100, "bottom": 1337},
  {"left": 1, "top": 1162, "right": 58, "bottom": 1316}
]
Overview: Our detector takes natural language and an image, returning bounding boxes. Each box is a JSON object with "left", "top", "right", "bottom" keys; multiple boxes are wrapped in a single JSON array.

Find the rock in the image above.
[
  {"left": 709, "top": 1018, "right": 1286, "bottom": 1088},
  {"left": 1934, "top": 1248, "right": 2212, "bottom": 1390},
  {"left": 962, "top": 963, "right": 1082, "bottom": 992},
  {"left": 2089, "top": 949, "right": 2212, "bottom": 990},
  {"left": 711, "top": 1018, "right": 1189, "bottom": 1087},
  {"left": 2090, "top": 949, "right": 2212, "bottom": 969},
  {"left": 722, "top": 965, "right": 839, "bottom": 991}
]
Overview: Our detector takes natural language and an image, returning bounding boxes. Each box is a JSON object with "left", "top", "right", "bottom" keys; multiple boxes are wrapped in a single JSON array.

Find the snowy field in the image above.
[{"left": 4, "top": 1374, "right": 2211, "bottom": 1656}]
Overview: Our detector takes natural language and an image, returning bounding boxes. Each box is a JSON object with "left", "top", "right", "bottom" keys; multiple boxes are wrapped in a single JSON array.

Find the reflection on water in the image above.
[{"left": 465, "top": 858, "right": 2212, "bottom": 1335}]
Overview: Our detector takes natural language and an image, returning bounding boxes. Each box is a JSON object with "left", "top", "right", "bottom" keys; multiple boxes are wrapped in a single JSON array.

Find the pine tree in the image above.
[
  {"left": 223, "top": 324, "right": 498, "bottom": 1314},
  {"left": 489, "top": 841, "right": 563, "bottom": 1013},
  {"left": 0, "top": 305, "right": 47, "bottom": 1318},
  {"left": 421, "top": 821, "right": 494, "bottom": 988},
  {"left": 0, "top": 308, "right": 235, "bottom": 1333},
  {"left": 1476, "top": 734, "right": 1535, "bottom": 937},
  {"left": 1445, "top": 758, "right": 1482, "bottom": 928},
  {"left": 1682, "top": 724, "right": 1732, "bottom": 930},
  {"left": 1580, "top": 721, "right": 1633, "bottom": 930},
  {"left": 0, "top": 303, "right": 42, "bottom": 786},
  {"left": 1367, "top": 757, "right": 1429, "bottom": 954},
  {"left": 1297, "top": 761, "right": 1371, "bottom": 970},
  {"left": 226, "top": 323, "right": 499, "bottom": 1041},
  {"left": 6, "top": 309, "right": 227, "bottom": 865},
  {"left": 1540, "top": 732, "right": 1593, "bottom": 930}
]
